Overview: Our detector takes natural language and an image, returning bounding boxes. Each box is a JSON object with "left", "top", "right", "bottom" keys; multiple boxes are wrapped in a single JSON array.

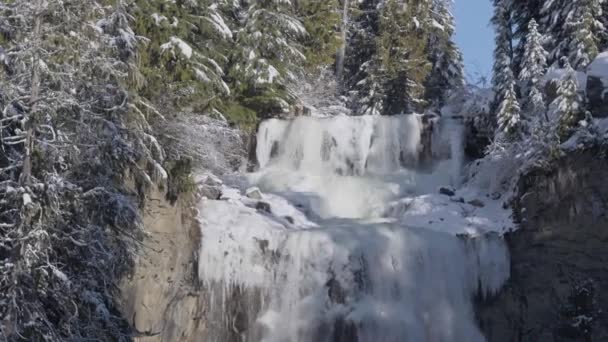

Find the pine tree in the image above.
[
  {"left": 550, "top": 61, "right": 583, "bottom": 141},
  {"left": 377, "top": 0, "right": 432, "bottom": 114},
  {"left": 491, "top": 0, "right": 515, "bottom": 114},
  {"left": 541, "top": 0, "right": 604, "bottom": 69},
  {"left": 496, "top": 75, "right": 522, "bottom": 138},
  {"left": 510, "top": 0, "right": 543, "bottom": 76},
  {"left": 492, "top": 0, "right": 521, "bottom": 138},
  {"left": 132, "top": 0, "right": 234, "bottom": 115},
  {"left": 491, "top": 0, "right": 514, "bottom": 91},
  {"left": 0, "top": 0, "right": 164, "bottom": 338},
  {"left": 519, "top": 19, "right": 547, "bottom": 119},
  {"left": 230, "top": 0, "right": 307, "bottom": 117},
  {"left": 344, "top": 0, "right": 382, "bottom": 112},
  {"left": 295, "top": 0, "right": 342, "bottom": 70},
  {"left": 425, "top": 0, "right": 465, "bottom": 107},
  {"left": 567, "top": 0, "right": 605, "bottom": 69}
]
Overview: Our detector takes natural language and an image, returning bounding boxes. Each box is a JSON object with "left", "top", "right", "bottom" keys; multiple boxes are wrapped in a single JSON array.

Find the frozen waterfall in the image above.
[{"left": 197, "top": 114, "right": 511, "bottom": 342}]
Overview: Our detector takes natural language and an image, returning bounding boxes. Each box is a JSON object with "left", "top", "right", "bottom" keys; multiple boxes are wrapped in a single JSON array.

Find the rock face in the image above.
[
  {"left": 586, "top": 76, "right": 608, "bottom": 118},
  {"left": 119, "top": 187, "right": 205, "bottom": 341},
  {"left": 477, "top": 150, "right": 608, "bottom": 341},
  {"left": 586, "top": 52, "right": 608, "bottom": 118}
]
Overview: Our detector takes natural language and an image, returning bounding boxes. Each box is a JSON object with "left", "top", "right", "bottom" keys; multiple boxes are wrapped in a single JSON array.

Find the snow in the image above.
[
  {"left": 151, "top": 13, "right": 168, "bottom": 26},
  {"left": 197, "top": 114, "right": 513, "bottom": 340},
  {"left": 543, "top": 65, "right": 587, "bottom": 90},
  {"left": 206, "top": 11, "right": 232, "bottom": 39},
  {"left": 587, "top": 51, "right": 608, "bottom": 88},
  {"left": 194, "top": 68, "right": 211, "bottom": 83},
  {"left": 22, "top": 193, "right": 32, "bottom": 206},
  {"left": 160, "top": 37, "right": 193, "bottom": 59}
]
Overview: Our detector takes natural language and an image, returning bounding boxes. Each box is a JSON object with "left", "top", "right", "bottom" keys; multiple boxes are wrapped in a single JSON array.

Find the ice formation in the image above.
[{"left": 197, "top": 114, "right": 512, "bottom": 341}]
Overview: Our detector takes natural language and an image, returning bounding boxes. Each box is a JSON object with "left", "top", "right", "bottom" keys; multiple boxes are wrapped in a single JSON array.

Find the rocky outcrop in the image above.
[
  {"left": 586, "top": 52, "right": 608, "bottom": 118},
  {"left": 477, "top": 149, "right": 608, "bottom": 341},
  {"left": 586, "top": 76, "right": 608, "bottom": 118},
  {"left": 118, "top": 187, "right": 204, "bottom": 341}
]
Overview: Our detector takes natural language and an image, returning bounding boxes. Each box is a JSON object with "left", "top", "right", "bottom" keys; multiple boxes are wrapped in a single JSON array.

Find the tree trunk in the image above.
[
  {"left": 20, "top": 0, "right": 43, "bottom": 185},
  {"left": 336, "top": 0, "right": 350, "bottom": 89}
]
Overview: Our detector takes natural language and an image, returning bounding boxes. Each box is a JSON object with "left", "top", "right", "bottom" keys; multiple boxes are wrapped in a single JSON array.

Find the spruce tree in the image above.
[
  {"left": 567, "top": 0, "right": 605, "bottom": 69},
  {"left": 132, "top": 0, "right": 235, "bottom": 115},
  {"left": 425, "top": 0, "right": 465, "bottom": 107},
  {"left": 0, "top": 0, "right": 163, "bottom": 339},
  {"left": 519, "top": 19, "right": 547, "bottom": 120},
  {"left": 230, "top": 0, "right": 307, "bottom": 117},
  {"left": 375, "top": 0, "right": 431, "bottom": 114},
  {"left": 496, "top": 74, "right": 522, "bottom": 138},
  {"left": 550, "top": 61, "right": 583, "bottom": 141},
  {"left": 344, "top": 0, "right": 382, "bottom": 113},
  {"left": 492, "top": 0, "right": 521, "bottom": 138},
  {"left": 541, "top": 0, "right": 604, "bottom": 69},
  {"left": 510, "top": 0, "right": 543, "bottom": 76},
  {"left": 295, "top": 0, "right": 342, "bottom": 70},
  {"left": 491, "top": 0, "right": 514, "bottom": 95}
]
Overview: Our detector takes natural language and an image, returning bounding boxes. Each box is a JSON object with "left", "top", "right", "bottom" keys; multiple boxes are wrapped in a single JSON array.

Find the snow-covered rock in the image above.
[
  {"left": 245, "top": 187, "right": 263, "bottom": 199},
  {"left": 586, "top": 52, "right": 608, "bottom": 117}
]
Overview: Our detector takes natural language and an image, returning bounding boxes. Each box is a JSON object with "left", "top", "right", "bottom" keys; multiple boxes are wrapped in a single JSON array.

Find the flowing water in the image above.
[{"left": 197, "top": 114, "right": 510, "bottom": 342}]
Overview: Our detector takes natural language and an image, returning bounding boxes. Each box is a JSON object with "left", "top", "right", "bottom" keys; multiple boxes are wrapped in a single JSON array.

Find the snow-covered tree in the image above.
[
  {"left": 540, "top": 0, "right": 605, "bottom": 69},
  {"left": 491, "top": 0, "right": 514, "bottom": 96},
  {"left": 496, "top": 76, "right": 522, "bottom": 138},
  {"left": 510, "top": 0, "right": 544, "bottom": 75},
  {"left": 344, "top": 0, "right": 382, "bottom": 113},
  {"left": 567, "top": 0, "right": 605, "bottom": 69},
  {"left": 550, "top": 61, "right": 584, "bottom": 141},
  {"left": 519, "top": 19, "right": 547, "bottom": 119},
  {"left": 0, "top": 0, "right": 164, "bottom": 339},
  {"left": 492, "top": 0, "right": 520, "bottom": 137},
  {"left": 230, "top": 0, "right": 307, "bottom": 117},
  {"left": 425, "top": 0, "right": 465, "bottom": 107},
  {"left": 133, "top": 0, "right": 235, "bottom": 115},
  {"left": 375, "top": 0, "right": 432, "bottom": 114}
]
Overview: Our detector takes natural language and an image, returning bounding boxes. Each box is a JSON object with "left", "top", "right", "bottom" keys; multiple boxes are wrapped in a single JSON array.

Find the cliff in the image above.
[
  {"left": 477, "top": 148, "right": 608, "bottom": 341},
  {"left": 118, "top": 187, "right": 204, "bottom": 341}
]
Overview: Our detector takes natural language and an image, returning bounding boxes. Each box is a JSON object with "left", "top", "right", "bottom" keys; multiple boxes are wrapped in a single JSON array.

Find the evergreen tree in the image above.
[
  {"left": 550, "top": 61, "right": 583, "bottom": 141},
  {"left": 0, "top": 0, "right": 164, "bottom": 339},
  {"left": 519, "top": 19, "right": 547, "bottom": 119},
  {"left": 567, "top": 0, "right": 605, "bottom": 69},
  {"left": 496, "top": 75, "right": 522, "bottom": 138},
  {"left": 541, "top": 0, "right": 604, "bottom": 69},
  {"left": 132, "top": 0, "right": 235, "bottom": 116},
  {"left": 510, "top": 0, "right": 543, "bottom": 76},
  {"left": 230, "top": 0, "right": 307, "bottom": 117},
  {"left": 491, "top": 0, "right": 515, "bottom": 111},
  {"left": 492, "top": 0, "right": 521, "bottom": 138},
  {"left": 295, "top": 0, "right": 342, "bottom": 70},
  {"left": 376, "top": 0, "right": 432, "bottom": 114},
  {"left": 344, "top": 0, "right": 382, "bottom": 111},
  {"left": 425, "top": 0, "right": 465, "bottom": 107},
  {"left": 491, "top": 0, "right": 513, "bottom": 91}
]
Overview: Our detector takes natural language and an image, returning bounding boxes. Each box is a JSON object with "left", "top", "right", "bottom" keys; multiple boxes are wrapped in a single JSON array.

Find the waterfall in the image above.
[{"left": 197, "top": 114, "right": 510, "bottom": 342}]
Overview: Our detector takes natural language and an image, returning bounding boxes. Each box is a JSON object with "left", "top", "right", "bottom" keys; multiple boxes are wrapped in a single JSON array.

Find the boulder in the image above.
[
  {"left": 439, "top": 187, "right": 455, "bottom": 197},
  {"left": 255, "top": 201, "right": 272, "bottom": 214},
  {"left": 199, "top": 185, "right": 221, "bottom": 200},
  {"left": 467, "top": 199, "right": 485, "bottom": 208},
  {"left": 586, "top": 76, "right": 608, "bottom": 118}
]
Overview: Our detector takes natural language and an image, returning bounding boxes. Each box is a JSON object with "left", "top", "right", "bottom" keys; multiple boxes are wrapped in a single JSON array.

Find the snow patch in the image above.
[{"left": 160, "top": 37, "right": 193, "bottom": 59}]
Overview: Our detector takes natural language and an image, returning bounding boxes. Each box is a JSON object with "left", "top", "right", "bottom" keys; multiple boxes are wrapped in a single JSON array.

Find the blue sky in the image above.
[{"left": 453, "top": 0, "right": 494, "bottom": 86}]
